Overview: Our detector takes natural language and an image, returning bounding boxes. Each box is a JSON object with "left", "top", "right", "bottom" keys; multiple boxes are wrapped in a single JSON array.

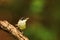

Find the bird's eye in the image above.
[{"left": 20, "top": 17, "right": 25, "bottom": 20}]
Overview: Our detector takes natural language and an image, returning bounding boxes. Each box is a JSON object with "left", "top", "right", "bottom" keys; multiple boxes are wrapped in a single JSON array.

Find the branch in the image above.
[{"left": 0, "top": 20, "right": 29, "bottom": 40}]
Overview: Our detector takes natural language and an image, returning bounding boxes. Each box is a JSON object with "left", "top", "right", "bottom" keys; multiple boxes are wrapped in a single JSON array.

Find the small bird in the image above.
[{"left": 16, "top": 17, "right": 29, "bottom": 31}]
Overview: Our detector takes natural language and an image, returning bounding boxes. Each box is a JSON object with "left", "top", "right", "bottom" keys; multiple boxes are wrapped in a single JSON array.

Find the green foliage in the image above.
[
  {"left": 30, "top": 0, "right": 45, "bottom": 13},
  {"left": 0, "top": 0, "right": 59, "bottom": 40},
  {"left": 24, "top": 23, "right": 57, "bottom": 40}
]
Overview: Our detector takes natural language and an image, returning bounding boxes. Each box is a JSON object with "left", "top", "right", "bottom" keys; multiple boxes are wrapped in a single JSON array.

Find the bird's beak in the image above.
[{"left": 25, "top": 18, "right": 29, "bottom": 21}]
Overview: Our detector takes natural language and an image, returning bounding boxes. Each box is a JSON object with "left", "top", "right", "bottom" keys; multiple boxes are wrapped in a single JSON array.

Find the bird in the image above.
[{"left": 16, "top": 17, "right": 29, "bottom": 31}]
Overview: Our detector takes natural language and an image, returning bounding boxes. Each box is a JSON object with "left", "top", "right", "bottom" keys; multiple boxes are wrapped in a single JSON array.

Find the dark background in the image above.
[{"left": 0, "top": 0, "right": 60, "bottom": 40}]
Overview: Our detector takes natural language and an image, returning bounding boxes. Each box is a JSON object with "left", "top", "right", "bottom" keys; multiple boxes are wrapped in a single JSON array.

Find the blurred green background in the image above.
[{"left": 0, "top": 0, "right": 60, "bottom": 40}]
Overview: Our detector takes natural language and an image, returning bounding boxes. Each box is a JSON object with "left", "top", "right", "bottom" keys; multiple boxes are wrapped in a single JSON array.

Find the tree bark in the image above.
[{"left": 0, "top": 20, "right": 29, "bottom": 40}]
